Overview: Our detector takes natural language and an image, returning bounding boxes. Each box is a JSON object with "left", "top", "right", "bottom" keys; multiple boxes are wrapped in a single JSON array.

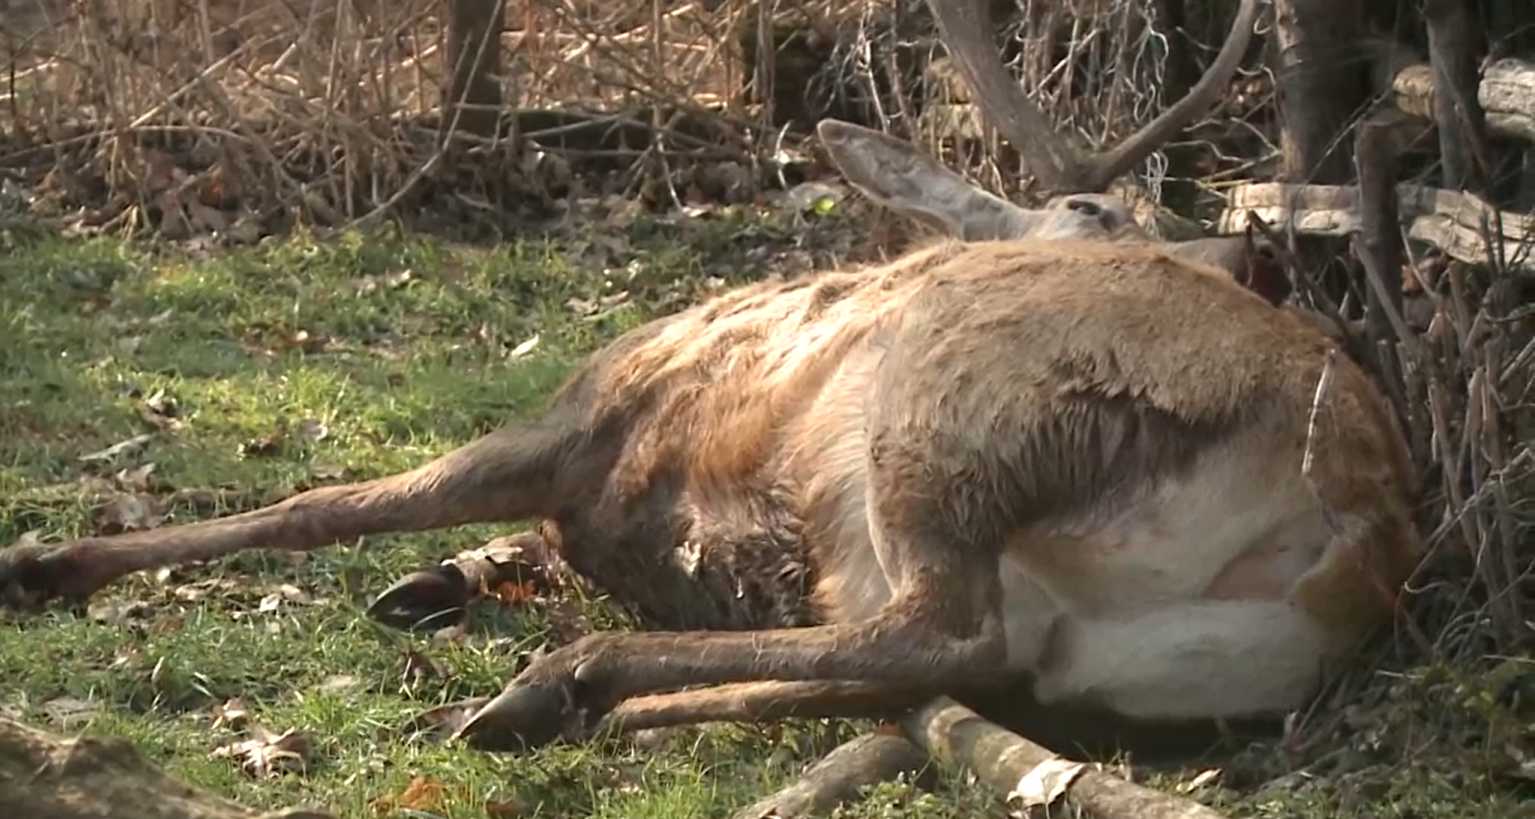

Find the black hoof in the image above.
[
  {"left": 0, "top": 541, "right": 90, "bottom": 611},
  {"left": 454, "top": 682, "right": 570, "bottom": 752},
  {"left": 366, "top": 564, "right": 471, "bottom": 631}
]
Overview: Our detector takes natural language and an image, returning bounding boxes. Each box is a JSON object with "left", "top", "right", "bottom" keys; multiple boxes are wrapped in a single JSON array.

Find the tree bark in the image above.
[
  {"left": 1271, "top": 0, "right": 1368, "bottom": 183},
  {"left": 0, "top": 717, "right": 331, "bottom": 819},
  {"left": 901, "top": 697, "right": 1231, "bottom": 819},
  {"left": 1213, "top": 180, "right": 1535, "bottom": 272},
  {"left": 445, "top": 0, "right": 507, "bottom": 138},
  {"left": 1422, "top": 0, "right": 1488, "bottom": 191},
  {"left": 730, "top": 732, "right": 931, "bottom": 819},
  {"left": 1392, "top": 59, "right": 1535, "bottom": 144}
]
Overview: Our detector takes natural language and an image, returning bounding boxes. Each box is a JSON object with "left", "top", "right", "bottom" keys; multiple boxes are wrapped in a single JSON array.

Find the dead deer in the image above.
[{"left": 1, "top": 0, "right": 1419, "bottom": 759}]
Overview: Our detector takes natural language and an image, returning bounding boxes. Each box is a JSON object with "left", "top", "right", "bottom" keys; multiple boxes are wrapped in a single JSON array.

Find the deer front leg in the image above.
[{"left": 0, "top": 425, "right": 566, "bottom": 609}]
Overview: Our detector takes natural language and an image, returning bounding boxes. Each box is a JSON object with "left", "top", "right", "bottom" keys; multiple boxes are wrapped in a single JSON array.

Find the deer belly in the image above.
[{"left": 998, "top": 433, "right": 1332, "bottom": 672}]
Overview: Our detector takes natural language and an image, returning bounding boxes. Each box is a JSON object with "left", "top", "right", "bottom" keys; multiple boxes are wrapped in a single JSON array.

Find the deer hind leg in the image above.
[
  {"left": 0, "top": 421, "right": 574, "bottom": 610},
  {"left": 455, "top": 428, "right": 1013, "bottom": 750}
]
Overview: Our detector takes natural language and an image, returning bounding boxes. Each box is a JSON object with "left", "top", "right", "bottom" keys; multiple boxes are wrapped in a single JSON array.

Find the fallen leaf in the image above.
[
  {"left": 113, "top": 462, "right": 158, "bottom": 492},
  {"left": 508, "top": 333, "right": 541, "bottom": 359},
  {"left": 310, "top": 462, "right": 347, "bottom": 481},
  {"left": 1007, "top": 757, "right": 1085, "bottom": 813},
  {"left": 138, "top": 396, "right": 184, "bottom": 432},
  {"left": 211, "top": 698, "right": 250, "bottom": 731},
  {"left": 485, "top": 797, "right": 528, "bottom": 817},
  {"left": 316, "top": 675, "right": 359, "bottom": 694},
  {"left": 87, "top": 598, "right": 152, "bottom": 624},
  {"left": 94, "top": 492, "right": 163, "bottom": 534},
  {"left": 401, "top": 697, "right": 490, "bottom": 742},
  {"left": 489, "top": 580, "right": 539, "bottom": 607},
  {"left": 212, "top": 725, "right": 312, "bottom": 778},
  {"left": 78, "top": 433, "right": 155, "bottom": 463},
  {"left": 400, "top": 649, "right": 441, "bottom": 687},
  {"left": 296, "top": 418, "right": 329, "bottom": 443},
  {"left": 370, "top": 775, "right": 446, "bottom": 814},
  {"left": 40, "top": 696, "right": 101, "bottom": 729},
  {"left": 1179, "top": 768, "right": 1222, "bottom": 793},
  {"left": 256, "top": 583, "right": 316, "bottom": 613},
  {"left": 239, "top": 429, "right": 284, "bottom": 458}
]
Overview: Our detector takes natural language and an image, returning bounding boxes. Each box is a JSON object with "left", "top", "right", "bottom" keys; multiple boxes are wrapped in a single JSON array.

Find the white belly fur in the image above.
[{"left": 817, "top": 423, "right": 1339, "bottom": 720}]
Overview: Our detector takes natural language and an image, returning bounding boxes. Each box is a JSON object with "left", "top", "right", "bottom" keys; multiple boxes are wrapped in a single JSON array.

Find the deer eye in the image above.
[{"left": 1065, "top": 199, "right": 1102, "bottom": 218}]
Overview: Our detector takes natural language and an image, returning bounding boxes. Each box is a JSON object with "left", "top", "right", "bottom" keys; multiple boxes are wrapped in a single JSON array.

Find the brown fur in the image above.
[{"left": 1, "top": 236, "right": 1421, "bottom": 749}]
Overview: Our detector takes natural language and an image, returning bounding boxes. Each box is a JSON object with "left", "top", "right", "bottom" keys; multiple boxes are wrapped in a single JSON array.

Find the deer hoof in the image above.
[
  {"left": 453, "top": 682, "right": 570, "bottom": 752},
  {"left": 0, "top": 541, "right": 92, "bottom": 610},
  {"left": 366, "top": 564, "right": 472, "bottom": 631}
]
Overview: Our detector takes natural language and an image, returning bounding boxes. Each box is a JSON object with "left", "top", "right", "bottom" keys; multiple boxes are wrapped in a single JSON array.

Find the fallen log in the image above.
[
  {"left": 1393, "top": 58, "right": 1535, "bottom": 144},
  {"left": 1214, "top": 181, "right": 1535, "bottom": 271},
  {"left": 900, "top": 697, "right": 1229, "bottom": 819},
  {"left": 0, "top": 717, "right": 331, "bottom": 819},
  {"left": 729, "top": 731, "right": 931, "bottom": 819}
]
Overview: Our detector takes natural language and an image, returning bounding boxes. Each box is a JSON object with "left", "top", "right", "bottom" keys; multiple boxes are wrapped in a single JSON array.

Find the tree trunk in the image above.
[
  {"left": 0, "top": 717, "right": 330, "bottom": 819},
  {"left": 1423, "top": 0, "right": 1488, "bottom": 191},
  {"left": 1271, "top": 0, "right": 1368, "bottom": 183},
  {"left": 445, "top": 0, "right": 507, "bottom": 138}
]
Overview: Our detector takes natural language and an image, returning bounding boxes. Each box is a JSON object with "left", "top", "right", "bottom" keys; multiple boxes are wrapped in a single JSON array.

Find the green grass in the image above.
[
  {"left": 1, "top": 214, "right": 1529, "bottom": 819},
  {"left": 0, "top": 213, "right": 1010, "bottom": 818}
]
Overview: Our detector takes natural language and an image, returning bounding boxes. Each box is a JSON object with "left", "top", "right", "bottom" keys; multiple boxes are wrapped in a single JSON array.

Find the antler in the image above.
[{"left": 927, "top": 0, "right": 1263, "bottom": 193}]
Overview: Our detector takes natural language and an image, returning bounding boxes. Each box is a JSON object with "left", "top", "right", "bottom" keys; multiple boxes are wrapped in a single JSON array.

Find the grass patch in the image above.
[
  {"left": 0, "top": 211, "right": 1012, "bottom": 817},
  {"left": 2, "top": 213, "right": 1527, "bottom": 819}
]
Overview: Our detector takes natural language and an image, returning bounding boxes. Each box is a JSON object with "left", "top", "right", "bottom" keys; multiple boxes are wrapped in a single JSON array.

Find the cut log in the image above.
[
  {"left": 1393, "top": 58, "right": 1535, "bottom": 144},
  {"left": 0, "top": 717, "right": 331, "bottom": 819},
  {"left": 729, "top": 732, "right": 931, "bottom": 819},
  {"left": 1214, "top": 181, "right": 1535, "bottom": 271},
  {"left": 900, "top": 697, "right": 1230, "bottom": 819}
]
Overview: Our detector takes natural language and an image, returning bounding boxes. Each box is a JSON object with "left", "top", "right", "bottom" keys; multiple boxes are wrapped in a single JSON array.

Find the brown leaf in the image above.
[
  {"left": 212, "top": 725, "right": 312, "bottom": 778},
  {"left": 400, "top": 649, "right": 441, "bottom": 687},
  {"left": 211, "top": 698, "right": 250, "bottom": 731},
  {"left": 401, "top": 697, "right": 490, "bottom": 742},
  {"left": 489, "top": 580, "right": 539, "bottom": 607},
  {"left": 240, "top": 430, "right": 285, "bottom": 458},
  {"left": 94, "top": 492, "right": 164, "bottom": 534},
  {"left": 113, "top": 462, "right": 159, "bottom": 492},
  {"left": 40, "top": 696, "right": 101, "bottom": 729},
  {"left": 485, "top": 797, "right": 528, "bottom": 817},
  {"left": 78, "top": 433, "right": 155, "bottom": 464},
  {"left": 371, "top": 775, "right": 446, "bottom": 814}
]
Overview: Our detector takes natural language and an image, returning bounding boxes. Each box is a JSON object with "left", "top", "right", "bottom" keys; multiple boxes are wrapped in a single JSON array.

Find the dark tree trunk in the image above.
[
  {"left": 445, "top": 0, "right": 507, "bottom": 138},
  {"left": 1271, "top": 0, "right": 1369, "bottom": 183},
  {"left": 1424, "top": 0, "right": 1489, "bottom": 191}
]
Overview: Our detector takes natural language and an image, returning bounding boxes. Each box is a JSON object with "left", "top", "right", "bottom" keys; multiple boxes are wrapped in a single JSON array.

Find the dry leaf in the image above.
[
  {"left": 508, "top": 333, "right": 541, "bottom": 359},
  {"left": 400, "top": 649, "right": 441, "bottom": 687},
  {"left": 296, "top": 418, "right": 329, "bottom": 442},
  {"left": 1179, "top": 768, "right": 1222, "bottom": 793},
  {"left": 311, "top": 462, "right": 347, "bottom": 481},
  {"left": 211, "top": 698, "right": 250, "bottom": 731},
  {"left": 212, "top": 725, "right": 312, "bottom": 778},
  {"left": 485, "top": 797, "right": 528, "bottom": 817},
  {"left": 371, "top": 775, "right": 446, "bottom": 814},
  {"left": 489, "top": 580, "right": 539, "bottom": 607},
  {"left": 40, "top": 696, "right": 101, "bottom": 729},
  {"left": 401, "top": 697, "right": 490, "bottom": 742},
  {"left": 79, "top": 433, "right": 155, "bottom": 463},
  {"left": 87, "top": 598, "right": 152, "bottom": 624},
  {"left": 240, "top": 429, "right": 284, "bottom": 458},
  {"left": 95, "top": 492, "right": 164, "bottom": 534},
  {"left": 1007, "top": 757, "right": 1085, "bottom": 813},
  {"left": 113, "top": 462, "right": 158, "bottom": 492}
]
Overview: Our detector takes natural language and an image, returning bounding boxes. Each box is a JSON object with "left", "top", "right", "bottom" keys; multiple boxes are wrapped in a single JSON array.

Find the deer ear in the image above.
[{"left": 816, "top": 119, "right": 1042, "bottom": 240}]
